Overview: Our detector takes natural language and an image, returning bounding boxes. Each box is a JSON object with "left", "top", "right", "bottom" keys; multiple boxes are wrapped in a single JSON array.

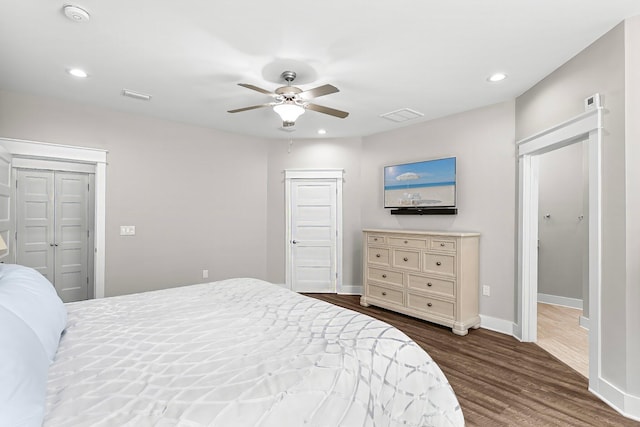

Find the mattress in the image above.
[{"left": 44, "top": 278, "right": 464, "bottom": 426}]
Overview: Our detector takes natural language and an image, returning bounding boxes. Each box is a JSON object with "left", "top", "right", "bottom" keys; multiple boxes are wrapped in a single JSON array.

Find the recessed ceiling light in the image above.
[
  {"left": 68, "top": 68, "right": 88, "bottom": 78},
  {"left": 487, "top": 72, "right": 508, "bottom": 82},
  {"left": 317, "top": 129, "right": 327, "bottom": 135}
]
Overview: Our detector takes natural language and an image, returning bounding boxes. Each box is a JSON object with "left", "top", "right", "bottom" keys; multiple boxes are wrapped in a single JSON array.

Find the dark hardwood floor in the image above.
[{"left": 305, "top": 294, "right": 639, "bottom": 427}]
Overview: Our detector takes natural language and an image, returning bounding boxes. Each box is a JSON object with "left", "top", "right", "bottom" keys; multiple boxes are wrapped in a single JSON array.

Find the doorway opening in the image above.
[
  {"left": 0, "top": 137, "right": 107, "bottom": 298},
  {"left": 516, "top": 106, "right": 602, "bottom": 390},
  {"left": 284, "top": 169, "right": 343, "bottom": 293},
  {"left": 14, "top": 168, "right": 95, "bottom": 302},
  {"left": 535, "top": 142, "right": 589, "bottom": 377}
]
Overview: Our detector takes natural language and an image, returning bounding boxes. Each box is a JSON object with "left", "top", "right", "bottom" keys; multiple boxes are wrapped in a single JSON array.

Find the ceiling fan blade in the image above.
[
  {"left": 238, "top": 83, "right": 277, "bottom": 96},
  {"left": 299, "top": 84, "right": 339, "bottom": 100},
  {"left": 305, "top": 103, "right": 349, "bottom": 118},
  {"left": 227, "top": 103, "right": 272, "bottom": 113}
]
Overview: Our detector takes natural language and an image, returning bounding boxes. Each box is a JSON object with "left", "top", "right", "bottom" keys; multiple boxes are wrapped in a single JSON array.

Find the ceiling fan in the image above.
[{"left": 228, "top": 71, "right": 349, "bottom": 127}]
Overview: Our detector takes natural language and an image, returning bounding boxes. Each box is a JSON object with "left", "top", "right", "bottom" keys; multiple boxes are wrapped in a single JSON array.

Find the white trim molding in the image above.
[
  {"left": 338, "top": 285, "right": 362, "bottom": 295},
  {"left": 516, "top": 106, "right": 604, "bottom": 406},
  {"left": 537, "top": 293, "right": 583, "bottom": 309},
  {"left": 479, "top": 315, "right": 516, "bottom": 336},
  {"left": 0, "top": 137, "right": 107, "bottom": 299},
  {"left": 592, "top": 378, "right": 640, "bottom": 422}
]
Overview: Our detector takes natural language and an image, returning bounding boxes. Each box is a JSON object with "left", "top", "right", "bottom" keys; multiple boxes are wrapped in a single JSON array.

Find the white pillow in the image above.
[
  {"left": 0, "top": 306, "right": 49, "bottom": 427},
  {"left": 0, "top": 264, "right": 67, "bottom": 361}
]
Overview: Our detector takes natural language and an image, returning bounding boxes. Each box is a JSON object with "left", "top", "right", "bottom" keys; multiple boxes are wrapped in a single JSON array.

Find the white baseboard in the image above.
[
  {"left": 579, "top": 315, "right": 590, "bottom": 330},
  {"left": 338, "top": 285, "right": 362, "bottom": 295},
  {"left": 479, "top": 315, "right": 515, "bottom": 336},
  {"left": 591, "top": 376, "right": 640, "bottom": 421},
  {"left": 537, "top": 293, "right": 583, "bottom": 309}
]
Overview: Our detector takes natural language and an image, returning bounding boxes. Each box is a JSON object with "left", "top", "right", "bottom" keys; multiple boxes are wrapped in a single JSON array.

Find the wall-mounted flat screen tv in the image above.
[{"left": 384, "top": 157, "right": 456, "bottom": 209}]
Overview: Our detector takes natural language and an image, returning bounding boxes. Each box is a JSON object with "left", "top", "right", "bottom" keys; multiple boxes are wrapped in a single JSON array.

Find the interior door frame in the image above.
[
  {"left": 284, "top": 169, "right": 343, "bottom": 293},
  {"left": 0, "top": 137, "right": 107, "bottom": 298},
  {"left": 516, "top": 107, "right": 602, "bottom": 391}
]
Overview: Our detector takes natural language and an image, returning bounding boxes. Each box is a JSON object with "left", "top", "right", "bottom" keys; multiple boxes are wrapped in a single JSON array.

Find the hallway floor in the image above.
[{"left": 537, "top": 302, "right": 589, "bottom": 378}]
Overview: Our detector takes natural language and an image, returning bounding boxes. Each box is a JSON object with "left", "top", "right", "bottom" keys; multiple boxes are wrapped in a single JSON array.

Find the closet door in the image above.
[
  {"left": 16, "top": 170, "right": 55, "bottom": 283},
  {"left": 54, "top": 172, "right": 89, "bottom": 302},
  {"left": 16, "top": 170, "right": 90, "bottom": 302}
]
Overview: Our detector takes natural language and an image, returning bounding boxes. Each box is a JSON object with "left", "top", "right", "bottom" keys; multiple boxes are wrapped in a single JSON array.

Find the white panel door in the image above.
[
  {"left": 0, "top": 145, "right": 12, "bottom": 260},
  {"left": 290, "top": 180, "right": 337, "bottom": 293},
  {"left": 54, "top": 172, "right": 89, "bottom": 302},
  {"left": 16, "top": 170, "right": 90, "bottom": 302},
  {"left": 16, "top": 170, "right": 55, "bottom": 282}
]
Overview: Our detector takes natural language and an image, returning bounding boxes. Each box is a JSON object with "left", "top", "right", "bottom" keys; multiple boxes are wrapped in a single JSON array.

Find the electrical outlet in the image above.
[
  {"left": 482, "top": 285, "right": 491, "bottom": 296},
  {"left": 202, "top": 269, "right": 209, "bottom": 279},
  {"left": 120, "top": 225, "right": 136, "bottom": 236}
]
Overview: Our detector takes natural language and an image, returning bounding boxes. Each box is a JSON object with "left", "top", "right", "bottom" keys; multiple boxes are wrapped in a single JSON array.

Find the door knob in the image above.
[{"left": 292, "top": 240, "right": 298, "bottom": 244}]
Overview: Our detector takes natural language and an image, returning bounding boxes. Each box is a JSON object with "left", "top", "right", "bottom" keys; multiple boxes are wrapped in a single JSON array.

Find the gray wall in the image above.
[
  {"left": 537, "top": 141, "right": 586, "bottom": 302},
  {"left": 0, "top": 89, "right": 269, "bottom": 296},
  {"left": 0, "top": 87, "right": 518, "bottom": 325},
  {"left": 361, "top": 101, "right": 517, "bottom": 322},
  {"left": 516, "top": 21, "right": 635, "bottom": 396}
]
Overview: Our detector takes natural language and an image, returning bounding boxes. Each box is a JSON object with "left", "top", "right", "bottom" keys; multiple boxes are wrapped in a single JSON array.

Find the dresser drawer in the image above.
[
  {"left": 430, "top": 238, "right": 457, "bottom": 252},
  {"left": 392, "top": 249, "right": 420, "bottom": 271},
  {"left": 407, "top": 293, "right": 454, "bottom": 319},
  {"left": 367, "top": 246, "right": 390, "bottom": 266},
  {"left": 367, "top": 267, "right": 403, "bottom": 287},
  {"left": 407, "top": 274, "right": 455, "bottom": 297},
  {"left": 368, "top": 235, "right": 386, "bottom": 244},
  {"left": 387, "top": 237, "right": 427, "bottom": 249},
  {"left": 423, "top": 253, "right": 455, "bottom": 277},
  {"left": 367, "top": 284, "right": 403, "bottom": 305}
]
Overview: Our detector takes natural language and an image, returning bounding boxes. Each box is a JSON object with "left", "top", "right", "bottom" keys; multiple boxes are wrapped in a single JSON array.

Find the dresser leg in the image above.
[
  {"left": 452, "top": 327, "right": 469, "bottom": 336},
  {"left": 359, "top": 296, "right": 370, "bottom": 307}
]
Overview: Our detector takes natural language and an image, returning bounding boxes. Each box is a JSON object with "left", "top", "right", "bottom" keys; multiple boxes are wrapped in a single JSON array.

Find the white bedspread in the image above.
[{"left": 45, "top": 278, "right": 464, "bottom": 427}]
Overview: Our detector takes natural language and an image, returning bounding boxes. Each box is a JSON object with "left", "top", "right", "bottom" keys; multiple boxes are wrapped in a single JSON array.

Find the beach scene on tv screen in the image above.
[{"left": 384, "top": 157, "right": 456, "bottom": 208}]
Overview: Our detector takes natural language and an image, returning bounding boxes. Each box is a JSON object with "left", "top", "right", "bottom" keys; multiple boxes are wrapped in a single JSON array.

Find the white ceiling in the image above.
[{"left": 1, "top": 1, "right": 639, "bottom": 140}]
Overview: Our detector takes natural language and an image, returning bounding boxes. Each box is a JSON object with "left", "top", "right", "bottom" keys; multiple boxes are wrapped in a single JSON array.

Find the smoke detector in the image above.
[{"left": 63, "top": 5, "right": 90, "bottom": 22}]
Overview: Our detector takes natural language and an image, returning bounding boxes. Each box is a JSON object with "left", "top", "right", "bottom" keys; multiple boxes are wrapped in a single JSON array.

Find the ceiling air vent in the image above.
[
  {"left": 121, "top": 89, "right": 152, "bottom": 101},
  {"left": 380, "top": 108, "right": 424, "bottom": 123}
]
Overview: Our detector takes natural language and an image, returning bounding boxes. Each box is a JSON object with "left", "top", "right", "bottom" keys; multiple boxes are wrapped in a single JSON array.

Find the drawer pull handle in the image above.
[
  {"left": 374, "top": 238, "right": 378, "bottom": 241},
  {"left": 382, "top": 292, "right": 387, "bottom": 296},
  {"left": 376, "top": 253, "right": 381, "bottom": 258},
  {"left": 382, "top": 274, "right": 387, "bottom": 278},
  {"left": 427, "top": 302, "right": 433, "bottom": 307},
  {"left": 436, "top": 261, "right": 442, "bottom": 266},
  {"left": 440, "top": 243, "right": 445, "bottom": 247},
  {"left": 403, "top": 257, "right": 408, "bottom": 262},
  {"left": 427, "top": 282, "right": 433, "bottom": 287},
  {"left": 404, "top": 240, "right": 408, "bottom": 244}
]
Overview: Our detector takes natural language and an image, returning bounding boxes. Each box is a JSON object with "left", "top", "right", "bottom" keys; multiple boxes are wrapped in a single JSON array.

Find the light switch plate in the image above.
[{"left": 120, "top": 225, "right": 136, "bottom": 236}]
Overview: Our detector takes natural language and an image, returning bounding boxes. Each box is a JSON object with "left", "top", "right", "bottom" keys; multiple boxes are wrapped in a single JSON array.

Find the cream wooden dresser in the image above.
[{"left": 360, "top": 229, "right": 480, "bottom": 335}]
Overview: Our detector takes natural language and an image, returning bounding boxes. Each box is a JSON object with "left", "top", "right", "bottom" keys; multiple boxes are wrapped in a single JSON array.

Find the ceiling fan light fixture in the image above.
[{"left": 273, "top": 103, "right": 305, "bottom": 123}]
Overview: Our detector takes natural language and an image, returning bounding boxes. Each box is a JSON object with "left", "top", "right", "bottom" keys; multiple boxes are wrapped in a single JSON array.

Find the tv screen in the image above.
[{"left": 384, "top": 157, "right": 456, "bottom": 209}]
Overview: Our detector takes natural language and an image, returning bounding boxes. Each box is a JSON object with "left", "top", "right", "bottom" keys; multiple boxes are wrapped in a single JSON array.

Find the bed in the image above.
[{"left": 0, "top": 264, "right": 464, "bottom": 427}]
